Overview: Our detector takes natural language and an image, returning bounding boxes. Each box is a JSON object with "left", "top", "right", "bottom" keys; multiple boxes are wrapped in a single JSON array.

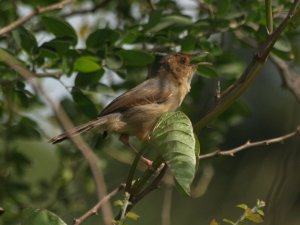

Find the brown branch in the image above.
[
  {"left": 0, "top": 0, "right": 73, "bottom": 36},
  {"left": 0, "top": 49, "right": 113, "bottom": 225},
  {"left": 199, "top": 125, "right": 300, "bottom": 160},
  {"left": 35, "top": 72, "right": 64, "bottom": 79},
  {"left": 74, "top": 184, "right": 125, "bottom": 225}
]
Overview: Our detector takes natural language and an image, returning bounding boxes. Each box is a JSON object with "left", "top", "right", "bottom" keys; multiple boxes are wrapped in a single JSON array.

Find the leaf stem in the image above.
[{"left": 265, "top": 0, "right": 273, "bottom": 34}]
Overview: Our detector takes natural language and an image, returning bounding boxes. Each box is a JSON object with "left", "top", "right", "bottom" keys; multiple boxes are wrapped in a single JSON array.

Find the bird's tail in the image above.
[{"left": 48, "top": 117, "right": 107, "bottom": 144}]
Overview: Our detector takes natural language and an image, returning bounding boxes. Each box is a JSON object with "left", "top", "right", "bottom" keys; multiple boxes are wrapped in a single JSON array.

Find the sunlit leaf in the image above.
[
  {"left": 126, "top": 212, "right": 140, "bottom": 220},
  {"left": 222, "top": 218, "right": 235, "bottom": 225},
  {"left": 237, "top": 204, "right": 248, "bottom": 210},
  {"left": 245, "top": 208, "right": 264, "bottom": 223},
  {"left": 210, "top": 219, "right": 219, "bottom": 225},
  {"left": 74, "top": 56, "right": 101, "bottom": 73}
]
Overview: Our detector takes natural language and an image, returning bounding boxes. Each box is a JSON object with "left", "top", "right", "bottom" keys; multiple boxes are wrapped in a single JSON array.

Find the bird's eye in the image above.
[{"left": 179, "top": 57, "right": 187, "bottom": 64}]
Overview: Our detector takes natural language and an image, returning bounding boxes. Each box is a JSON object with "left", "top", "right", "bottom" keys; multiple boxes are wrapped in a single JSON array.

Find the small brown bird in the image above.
[{"left": 49, "top": 53, "right": 198, "bottom": 147}]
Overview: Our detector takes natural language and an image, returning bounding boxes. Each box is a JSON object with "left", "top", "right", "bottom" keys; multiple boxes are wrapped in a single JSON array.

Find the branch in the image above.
[
  {"left": 193, "top": 0, "right": 300, "bottom": 132},
  {"left": 115, "top": 163, "right": 168, "bottom": 221},
  {"left": 0, "top": 49, "right": 113, "bottom": 225},
  {"left": 270, "top": 56, "right": 300, "bottom": 103},
  {"left": 74, "top": 185, "right": 125, "bottom": 225},
  {"left": 0, "top": 0, "right": 73, "bottom": 36},
  {"left": 35, "top": 72, "right": 64, "bottom": 79},
  {"left": 199, "top": 125, "right": 300, "bottom": 160}
]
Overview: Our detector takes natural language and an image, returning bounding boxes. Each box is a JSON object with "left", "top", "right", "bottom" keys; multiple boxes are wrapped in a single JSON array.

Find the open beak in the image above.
[{"left": 188, "top": 52, "right": 211, "bottom": 67}]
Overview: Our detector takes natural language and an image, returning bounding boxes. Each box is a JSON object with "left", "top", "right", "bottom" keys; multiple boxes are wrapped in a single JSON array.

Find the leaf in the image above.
[
  {"left": 105, "top": 55, "right": 123, "bottom": 70},
  {"left": 237, "top": 204, "right": 249, "bottom": 210},
  {"left": 74, "top": 56, "right": 101, "bottom": 73},
  {"left": 197, "top": 66, "right": 219, "bottom": 78},
  {"left": 86, "top": 28, "right": 120, "bottom": 49},
  {"left": 147, "top": 14, "right": 193, "bottom": 32},
  {"left": 71, "top": 88, "right": 98, "bottom": 119},
  {"left": 16, "top": 26, "right": 38, "bottom": 54},
  {"left": 274, "top": 36, "right": 292, "bottom": 53},
  {"left": 150, "top": 111, "right": 196, "bottom": 195},
  {"left": 22, "top": 208, "right": 67, "bottom": 225},
  {"left": 114, "top": 200, "right": 124, "bottom": 206},
  {"left": 181, "top": 35, "right": 197, "bottom": 52},
  {"left": 118, "top": 50, "right": 154, "bottom": 66},
  {"left": 75, "top": 70, "right": 104, "bottom": 87},
  {"left": 126, "top": 212, "right": 140, "bottom": 220},
  {"left": 210, "top": 219, "right": 219, "bottom": 225},
  {"left": 41, "top": 37, "right": 74, "bottom": 54},
  {"left": 245, "top": 208, "right": 264, "bottom": 223},
  {"left": 222, "top": 218, "right": 235, "bottom": 225},
  {"left": 41, "top": 16, "right": 77, "bottom": 45}
]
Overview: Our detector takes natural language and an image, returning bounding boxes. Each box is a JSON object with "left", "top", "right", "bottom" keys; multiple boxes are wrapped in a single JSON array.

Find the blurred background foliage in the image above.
[{"left": 0, "top": 0, "right": 300, "bottom": 224}]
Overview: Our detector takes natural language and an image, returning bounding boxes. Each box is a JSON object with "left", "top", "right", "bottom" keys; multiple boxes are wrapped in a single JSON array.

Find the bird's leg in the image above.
[{"left": 119, "top": 134, "right": 153, "bottom": 167}]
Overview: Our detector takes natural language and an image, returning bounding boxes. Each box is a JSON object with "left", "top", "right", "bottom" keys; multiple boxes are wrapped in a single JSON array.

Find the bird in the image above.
[{"left": 48, "top": 52, "right": 198, "bottom": 152}]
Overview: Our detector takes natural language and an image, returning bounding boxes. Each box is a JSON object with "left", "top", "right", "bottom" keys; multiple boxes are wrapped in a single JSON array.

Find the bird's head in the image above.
[{"left": 160, "top": 53, "right": 198, "bottom": 84}]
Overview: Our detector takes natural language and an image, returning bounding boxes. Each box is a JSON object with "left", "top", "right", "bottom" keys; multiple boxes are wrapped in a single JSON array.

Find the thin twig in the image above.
[
  {"left": 74, "top": 185, "right": 125, "bottom": 225},
  {"left": 199, "top": 125, "right": 300, "bottom": 160},
  {"left": 270, "top": 56, "right": 300, "bottom": 103},
  {"left": 0, "top": 49, "right": 113, "bottom": 225},
  {"left": 0, "top": 0, "right": 73, "bottom": 36}
]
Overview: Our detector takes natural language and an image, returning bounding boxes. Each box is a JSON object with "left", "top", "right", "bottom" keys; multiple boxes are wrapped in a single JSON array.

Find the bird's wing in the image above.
[{"left": 99, "top": 78, "right": 172, "bottom": 117}]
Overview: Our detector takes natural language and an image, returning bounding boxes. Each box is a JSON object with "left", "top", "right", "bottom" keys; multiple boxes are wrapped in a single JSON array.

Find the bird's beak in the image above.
[{"left": 188, "top": 52, "right": 211, "bottom": 67}]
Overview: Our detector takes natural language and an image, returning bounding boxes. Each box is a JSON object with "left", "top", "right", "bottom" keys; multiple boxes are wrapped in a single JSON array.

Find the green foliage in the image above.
[
  {"left": 0, "top": 0, "right": 299, "bottom": 224},
  {"left": 219, "top": 200, "right": 266, "bottom": 225}
]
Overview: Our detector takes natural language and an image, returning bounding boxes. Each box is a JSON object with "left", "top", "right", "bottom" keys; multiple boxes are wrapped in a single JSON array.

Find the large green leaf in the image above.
[
  {"left": 150, "top": 111, "right": 197, "bottom": 195},
  {"left": 41, "top": 16, "right": 77, "bottom": 45},
  {"left": 22, "top": 208, "right": 67, "bottom": 225}
]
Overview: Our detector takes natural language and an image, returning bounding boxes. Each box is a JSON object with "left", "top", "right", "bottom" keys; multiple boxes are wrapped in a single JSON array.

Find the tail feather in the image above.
[{"left": 48, "top": 117, "right": 107, "bottom": 144}]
